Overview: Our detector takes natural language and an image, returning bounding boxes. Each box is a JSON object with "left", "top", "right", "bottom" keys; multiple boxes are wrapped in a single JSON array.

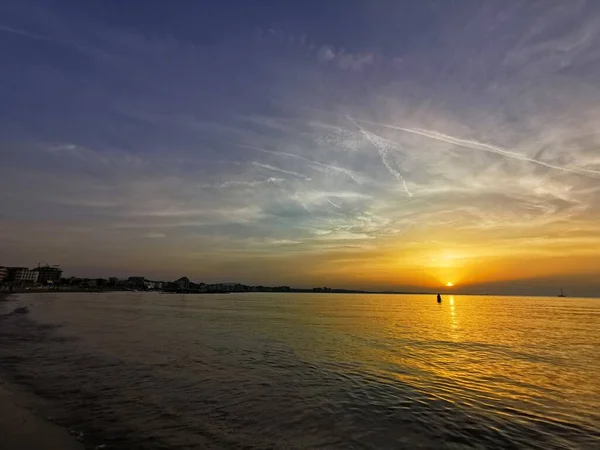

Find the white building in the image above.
[
  {"left": 144, "top": 280, "right": 163, "bottom": 290},
  {"left": 0, "top": 266, "right": 7, "bottom": 282},
  {"left": 33, "top": 265, "right": 63, "bottom": 283},
  {"left": 10, "top": 268, "right": 39, "bottom": 283}
]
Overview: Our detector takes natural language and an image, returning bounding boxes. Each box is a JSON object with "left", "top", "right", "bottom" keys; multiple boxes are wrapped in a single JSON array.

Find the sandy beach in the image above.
[
  {"left": 0, "top": 382, "right": 85, "bottom": 450},
  {"left": 0, "top": 293, "right": 85, "bottom": 450}
]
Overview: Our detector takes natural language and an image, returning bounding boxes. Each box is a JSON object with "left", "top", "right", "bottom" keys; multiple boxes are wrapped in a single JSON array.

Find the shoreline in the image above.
[
  {"left": 0, "top": 380, "right": 85, "bottom": 450},
  {"left": 0, "top": 292, "right": 86, "bottom": 450}
]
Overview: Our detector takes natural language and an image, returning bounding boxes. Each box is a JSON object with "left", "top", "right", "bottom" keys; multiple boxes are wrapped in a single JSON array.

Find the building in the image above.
[
  {"left": 128, "top": 277, "right": 145, "bottom": 283},
  {"left": 218, "top": 282, "right": 244, "bottom": 292},
  {"left": 127, "top": 277, "right": 146, "bottom": 289},
  {"left": 81, "top": 278, "right": 97, "bottom": 288},
  {"left": 7, "top": 267, "right": 39, "bottom": 283},
  {"left": 143, "top": 280, "right": 163, "bottom": 290},
  {"left": 174, "top": 277, "right": 190, "bottom": 290},
  {"left": 207, "top": 283, "right": 236, "bottom": 292},
  {"left": 33, "top": 265, "right": 63, "bottom": 283},
  {"left": 0, "top": 266, "right": 7, "bottom": 282}
]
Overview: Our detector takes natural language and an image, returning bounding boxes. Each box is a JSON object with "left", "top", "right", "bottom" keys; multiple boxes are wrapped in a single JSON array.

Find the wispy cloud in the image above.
[
  {"left": 0, "top": 24, "right": 115, "bottom": 60},
  {"left": 144, "top": 232, "right": 166, "bottom": 239},
  {"left": 317, "top": 44, "right": 374, "bottom": 70},
  {"left": 0, "top": 24, "right": 55, "bottom": 42},
  {"left": 238, "top": 144, "right": 366, "bottom": 184},
  {"left": 353, "top": 119, "right": 600, "bottom": 179},
  {"left": 347, "top": 116, "right": 412, "bottom": 196},
  {"left": 251, "top": 162, "right": 312, "bottom": 180},
  {"left": 202, "top": 177, "right": 285, "bottom": 189}
]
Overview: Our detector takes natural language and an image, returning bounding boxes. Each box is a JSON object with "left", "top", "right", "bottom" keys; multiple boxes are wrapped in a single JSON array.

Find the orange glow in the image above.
[{"left": 255, "top": 228, "right": 600, "bottom": 294}]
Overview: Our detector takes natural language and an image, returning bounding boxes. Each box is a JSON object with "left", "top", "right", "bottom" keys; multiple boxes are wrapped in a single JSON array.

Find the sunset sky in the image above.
[{"left": 1, "top": 1, "right": 600, "bottom": 296}]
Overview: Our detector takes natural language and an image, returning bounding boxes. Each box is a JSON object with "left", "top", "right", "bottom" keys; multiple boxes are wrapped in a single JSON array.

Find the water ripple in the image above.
[{"left": 0, "top": 293, "right": 598, "bottom": 449}]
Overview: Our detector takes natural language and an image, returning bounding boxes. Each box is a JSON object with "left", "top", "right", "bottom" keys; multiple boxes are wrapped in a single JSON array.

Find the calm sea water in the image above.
[{"left": 1, "top": 292, "right": 599, "bottom": 449}]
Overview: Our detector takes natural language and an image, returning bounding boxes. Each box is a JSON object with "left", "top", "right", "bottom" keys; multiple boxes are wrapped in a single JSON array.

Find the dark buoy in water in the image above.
[{"left": 437, "top": 293, "right": 442, "bottom": 303}]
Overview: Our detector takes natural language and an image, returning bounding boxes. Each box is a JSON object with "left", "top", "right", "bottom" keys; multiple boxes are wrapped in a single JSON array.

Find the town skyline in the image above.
[{"left": 0, "top": 259, "right": 590, "bottom": 298}]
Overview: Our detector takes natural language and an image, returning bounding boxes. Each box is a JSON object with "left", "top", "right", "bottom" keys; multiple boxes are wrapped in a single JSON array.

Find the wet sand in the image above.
[
  {"left": 0, "top": 293, "right": 85, "bottom": 450},
  {"left": 0, "top": 382, "right": 85, "bottom": 450}
]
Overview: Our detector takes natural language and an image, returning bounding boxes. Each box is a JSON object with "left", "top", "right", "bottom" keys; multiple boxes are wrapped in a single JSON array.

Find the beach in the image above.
[
  {"left": 0, "top": 381, "right": 85, "bottom": 450},
  {"left": 0, "top": 293, "right": 84, "bottom": 450}
]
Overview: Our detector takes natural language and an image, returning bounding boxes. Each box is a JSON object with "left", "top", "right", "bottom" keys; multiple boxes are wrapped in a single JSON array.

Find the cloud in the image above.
[
  {"left": 0, "top": 24, "right": 55, "bottom": 42},
  {"left": 202, "top": 177, "right": 285, "bottom": 189},
  {"left": 316, "top": 44, "right": 374, "bottom": 70},
  {"left": 238, "top": 144, "right": 366, "bottom": 184},
  {"left": 317, "top": 45, "right": 336, "bottom": 62},
  {"left": 337, "top": 52, "right": 374, "bottom": 70},
  {"left": 251, "top": 162, "right": 312, "bottom": 180},
  {"left": 347, "top": 116, "right": 412, "bottom": 196},
  {"left": 267, "top": 239, "right": 301, "bottom": 245},
  {"left": 0, "top": 24, "right": 115, "bottom": 60},
  {"left": 144, "top": 233, "right": 166, "bottom": 239},
  {"left": 353, "top": 119, "right": 600, "bottom": 180}
]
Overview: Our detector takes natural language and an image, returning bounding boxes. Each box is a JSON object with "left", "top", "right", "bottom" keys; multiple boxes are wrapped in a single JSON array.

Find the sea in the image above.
[{"left": 0, "top": 292, "right": 599, "bottom": 449}]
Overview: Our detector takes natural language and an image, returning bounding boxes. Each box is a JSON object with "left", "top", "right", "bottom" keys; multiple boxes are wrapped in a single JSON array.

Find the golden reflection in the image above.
[
  {"left": 449, "top": 295, "right": 457, "bottom": 332},
  {"left": 290, "top": 294, "right": 600, "bottom": 428}
]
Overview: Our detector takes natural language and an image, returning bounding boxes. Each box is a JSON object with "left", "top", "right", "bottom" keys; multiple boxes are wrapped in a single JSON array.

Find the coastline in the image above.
[
  {"left": 0, "top": 381, "right": 85, "bottom": 450},
  {"left": 0, "top": 292, "right": 85, "bottom": 450}
]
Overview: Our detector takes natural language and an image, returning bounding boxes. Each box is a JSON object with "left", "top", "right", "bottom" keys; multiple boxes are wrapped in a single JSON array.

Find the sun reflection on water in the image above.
[
  {"left": 295, "top": 293, "right": 600, "bottom": 440},
  {"left": 449, "top": 295, "right": 457, "bottom": 332}
]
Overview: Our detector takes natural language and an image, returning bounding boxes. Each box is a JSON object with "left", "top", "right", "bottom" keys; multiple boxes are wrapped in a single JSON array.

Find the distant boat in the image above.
[{"left": 558, "top": 288, "right": 566, "bottom": 297}]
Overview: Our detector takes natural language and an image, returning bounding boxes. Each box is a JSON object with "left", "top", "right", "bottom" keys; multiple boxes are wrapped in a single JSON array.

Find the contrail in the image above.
[
  {"left": 352, "top": 118, "right": 600, "bottom": 180},
  {"left": 324, "top": 197, "right": 342, "bottom": 209},
  {"left": 239, "top": 143, "right": 363, "bottom": 184},
  {"left": 251, "top": 162, "right": 311, "bottom": 180},
  {"left": 0, "top": 25, "right": 113, "bottom": 60},
  {"left": 0, "top": 25, "right": 56, "bottom": 42},
  {"left": 347, "top": 117, "right": 413, "bottom": 197}
]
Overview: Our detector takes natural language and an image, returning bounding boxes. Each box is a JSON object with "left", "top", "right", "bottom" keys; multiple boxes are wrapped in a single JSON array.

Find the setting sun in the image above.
[{"left": 446, "top": 282, "right": 454, "bottom": 287}]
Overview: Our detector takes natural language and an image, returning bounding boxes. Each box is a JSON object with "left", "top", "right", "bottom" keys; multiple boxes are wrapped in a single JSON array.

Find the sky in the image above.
[{"left": 1, "top": 0, "right": 600, "bottom": 296}]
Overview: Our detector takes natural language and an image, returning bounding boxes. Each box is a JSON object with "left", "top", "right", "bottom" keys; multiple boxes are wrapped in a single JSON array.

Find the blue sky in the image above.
[{"left": 2, "top": 1, "right": 600, "bottom": 294}]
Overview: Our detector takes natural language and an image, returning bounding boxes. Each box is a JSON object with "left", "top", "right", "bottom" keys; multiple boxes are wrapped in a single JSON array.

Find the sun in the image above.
[{"left": 446, "top": 282, "right": 454, "bottom": 287}]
